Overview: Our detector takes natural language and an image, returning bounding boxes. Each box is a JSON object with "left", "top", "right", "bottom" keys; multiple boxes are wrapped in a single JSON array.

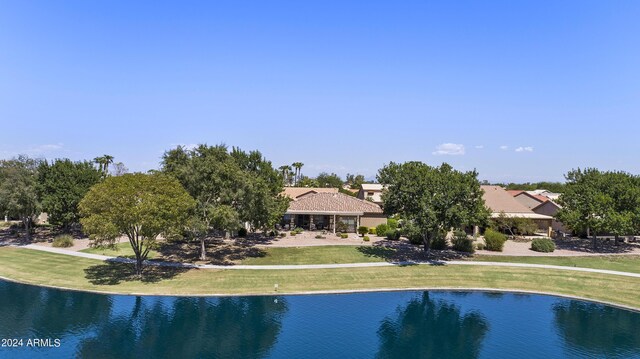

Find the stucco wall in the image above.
[{"left": 360, "top": 214, "right": 387, "bottom": 228}]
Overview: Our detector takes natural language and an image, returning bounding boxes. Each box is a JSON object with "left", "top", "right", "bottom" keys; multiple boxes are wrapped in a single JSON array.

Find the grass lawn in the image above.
[
  {"left": 240, "top": 245, "right": 395, "bottom": 265},
  {"left": 80, "top": 242, "right": 159, "bottom": 259},
  {"left": 2, "top": 246, "right": 640, "bottom": 309},
  {"left": 475, "top": 255, "right": 640, "bottom": 274}
]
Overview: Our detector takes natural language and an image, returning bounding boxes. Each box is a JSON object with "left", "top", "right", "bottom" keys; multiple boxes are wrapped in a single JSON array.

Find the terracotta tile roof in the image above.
[
  {"left": 506, "top": 190, "right": 525, "bottom": 196},
  {"left": 282, "top": 187, "right": 339, "bottom": 200},
  {"left": 481, "top": 185, "right": 536, "bottom": 214},
  {"left": 510, "top": 190, "right": 550, "bottom": 204},
  {"left": 286, "top": 192, "right": 383, "bottom": 214}
]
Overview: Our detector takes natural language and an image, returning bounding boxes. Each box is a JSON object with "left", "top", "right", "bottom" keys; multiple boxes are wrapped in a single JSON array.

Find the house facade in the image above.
[
  {"left": 482, "top": 185, "right": 554, "bottom": 236},
  {"left": 357, "top": 183, "right": 384, "bottom": 206},
  {"left": 281, "top": 188, "right": 386, "bottom": 233}
]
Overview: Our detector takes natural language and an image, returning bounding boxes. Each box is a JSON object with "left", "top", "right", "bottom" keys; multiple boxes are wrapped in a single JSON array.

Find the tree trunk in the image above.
[
  {"left": 614, "top": 235, "right": 619, "bottom": 246},
  {"left": 592, "top": 233, "right": 597, "bottom": 249},
  {"left": 200, "top": 237, "right": 206, "bottom": 261},
  {"left": 422, "top": 233, "right": 431, "bottom": 253},
  {"left": 135, "top": 256, "right": 143, "bottom": 277},
  {"left": 22, "top": 217, "right": 31, "bottom": 241}
]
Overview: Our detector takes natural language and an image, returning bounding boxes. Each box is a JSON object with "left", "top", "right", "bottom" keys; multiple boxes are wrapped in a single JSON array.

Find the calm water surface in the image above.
[{"left": 0, "top": 280, "right": 639, "bottom": 358}]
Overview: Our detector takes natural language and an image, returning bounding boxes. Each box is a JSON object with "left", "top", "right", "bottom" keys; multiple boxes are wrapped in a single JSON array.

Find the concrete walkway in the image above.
[{"left": 16, "top": 244, "right": 640, "bottom": 279}]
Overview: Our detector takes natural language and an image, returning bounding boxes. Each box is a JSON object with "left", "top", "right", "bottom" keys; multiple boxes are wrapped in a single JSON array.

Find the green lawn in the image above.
[
  {"left": 240, "top": 245, "right": 395, "bottom": 265},
  {"left": 1, "top": 246, "right": 640, "bottom": 309},
  {"left": 80, "top": 242, "right": 159, "bottom": 259},
  {"left": 474, "top": 255, "right": 640, "bottom": 274}
]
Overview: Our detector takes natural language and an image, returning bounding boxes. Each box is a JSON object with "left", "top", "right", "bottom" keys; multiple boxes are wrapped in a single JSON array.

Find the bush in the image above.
[
  {"left": 476, "top": 242, "right": 486, "bottom": 251},
  {"left": 290, "top": 232, "right": 297, "bottom": 236},
  {"left": 452, "top": 230, "right": 474, "bottom": 253},
  {"left": 387, "top": 218, "right": 398, "bottom": 229},
  {"left": 315, "top": 235, "right": 326, "bottom": 239},
  {"left": 52, "top": 235, "right": 73, "bottom": 248},
  {"left": 357, "top": 226, "right": 369, "bottom": 236},
  {"left": 340, "top": 233, "right": 348, "bottom": 239},
  {"left": 335, "top": 221, "right": 348, "bottom": 233},
  {"left": 430, "top": 233, "right": 447, "bottom": 250},
  {"left": 484, "top": 229, "right": 506, "bottom": 252},
  {"left": 368, "top": 227, "right": 376, "bottom": 235},
  {"left": 293, "top": 227, "right": 304, "bottom": 234},
  {"left": 237, "top": 228, "right": 247, "bottom": 237},
  {"left": 385, "top": 229, "right": 401, "bottom": 241},
  {"left": 363, "top": 236, "right": 370, "bottom": 242},
  {"left": 531, "top": 238, "right": 555, "bottom": 253},
  {"left": 376, "top": 224, "right": 389, "bottom": 237},
  {"left": 280, "top": 232, "right": 286, "bottom": 238}
]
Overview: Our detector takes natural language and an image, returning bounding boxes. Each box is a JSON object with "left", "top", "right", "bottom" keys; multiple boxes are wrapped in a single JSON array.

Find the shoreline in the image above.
[{"left": 1, "top": 273, "right": 638, "bottom": 313}]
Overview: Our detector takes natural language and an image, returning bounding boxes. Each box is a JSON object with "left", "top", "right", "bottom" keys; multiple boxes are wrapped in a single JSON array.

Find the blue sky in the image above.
[{"left": 1, "top": 1, "right": 639, "bottom": 182}]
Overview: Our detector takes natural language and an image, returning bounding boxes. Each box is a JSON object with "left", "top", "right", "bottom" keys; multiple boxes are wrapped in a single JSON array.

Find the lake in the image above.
[{"left": 0, "top": 280, "right": 639, "bottom": 358}]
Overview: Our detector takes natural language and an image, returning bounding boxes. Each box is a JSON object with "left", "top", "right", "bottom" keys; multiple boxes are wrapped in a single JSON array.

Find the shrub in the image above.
[
  {"left": 340, "top": 233, "right": 348, "bottom": 239},
  {"left": 52, "top": 235, "right": 73, "bottom": 248},
  {"left": 335, "top": 221, "right": 348, "bottom": 233},
  {"left": 280, "top": 232, "right": 286, "bottom": 238},
  {"left": 315, "top": 235, "right": 326, "bottom": 239},
  {"left": 293, "top": 227, "right": 304, "bottom": 234},
  {"left": 484, "top": 229, "right": 506, "bottom": 252},
  {"left": 363, "top": 236, "right": 370, "bottom": 242},
  {"left": 531, "top": 238, "right": 555, "bottom": 253},
  {"left": 357, "top": 226, "right": 369, "bottom": 236},
  {"left": 452, "top": 230, "right": 475, "bottom": 254},
  {"left": 476, "top": 242, "right": 486, "bottom": 251},
  {"left": 430, "top": 233, "right": 447, "bottom": 250},
  {"left": 385, "top": 229, "right": 401, "bottom": 241},
  {"left": 290, "top": 232, "right": 297, "bottom": 236},
  {"left": 368, "top": 227, "right": 376, "bottom": 235},
  {"left": 387, "top": 218, "right": 398, "bottom": 230},
  {"left": 376, "top": 224, "right": 389, "bottom": 237},
  {"left": 237, "top": 228, "right": 247, "bottom": 237}
]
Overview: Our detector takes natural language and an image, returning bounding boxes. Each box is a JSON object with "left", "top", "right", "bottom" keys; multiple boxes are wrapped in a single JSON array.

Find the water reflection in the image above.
[
  {"left": 0, "top": 281, "right": 112, "bottom": 338},
  {"left": 553, "top": 301, "right": 640, "bottom": 357},
  {"left": 78, "top": 296, "right": 288, "bottom": 358},
  {"left": 376, "top": 292, "right": 489, "bottom": 359}
]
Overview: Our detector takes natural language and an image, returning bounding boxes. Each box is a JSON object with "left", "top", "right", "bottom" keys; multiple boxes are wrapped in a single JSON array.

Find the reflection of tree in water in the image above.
[
  {"left": 0, "top": 281, "right": 112, "bottom": 338},
  {"left": 79, "top": 296, "right": 288, "bottom": 359},
  {"left": 553, "top": 301, "right": 640, "bottom": 356},
  {"left": 376, "top": 292, "right": 489, "bottom": 359}
]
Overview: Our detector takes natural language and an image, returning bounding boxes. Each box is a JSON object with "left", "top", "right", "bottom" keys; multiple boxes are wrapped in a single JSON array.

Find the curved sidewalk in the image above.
[{"left": 18, "top": 244, "right": 640, "bottom": 279}]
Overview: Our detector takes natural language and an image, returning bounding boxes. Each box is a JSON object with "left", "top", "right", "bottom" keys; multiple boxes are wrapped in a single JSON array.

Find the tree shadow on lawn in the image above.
[
  {"left": 157, "top": 237, "right": 267, "bottom": 266},
  {"left": 554, "top": 237, "right": 640, "bottom": 254},
  {"left": 84, "top": 261, "right": 190, "bottom": 285},
  {"left": 357, "top": 240, "right": 470, "bottom": 264}
]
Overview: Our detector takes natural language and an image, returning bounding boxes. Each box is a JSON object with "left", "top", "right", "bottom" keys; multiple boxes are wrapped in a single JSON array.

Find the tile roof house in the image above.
[
  {"left": 481, "top": 185, "right": 554, "bottom": 235},
  {"left": 282, "top": 191, "right": 386, "bottom": 233},
  {"left": 282, "top": 187, "right": 339, "bottom": 200},
  {"left": 505, "top": 190, "right": 567, "bottom": 233}
]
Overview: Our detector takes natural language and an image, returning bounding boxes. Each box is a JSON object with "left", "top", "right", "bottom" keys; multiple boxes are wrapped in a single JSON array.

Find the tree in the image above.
[
  {"left": 111, "top": 162, "right": 128, "bottom": 176},
  {"left": 292, "top": 162, "right": 304, "bottom": 186},
  {"left": 346, "top": 173, "right": 366, "bottom": 189},
  {"left": 378, "top": 162, "right": 489, "bottom": 252},
  {"left": 315, "top": 172, "right": 344, "bottom": 188},
  {"left": 557, "top": 169, "right": 640, "bottom": 248},
  {"left": 37, "top": 159, "right": 102, "bottom": 230},
  {"left": 162, "top": 145, "right": 289, "bottom": 260},
  {"left": 93, "top": 155, "right": 114, "bottom": 177},
  {"left": 0, "top": 156, "right": 42, "bottom": 240},
  {"left": 79, "top": 173, "right": 195, "bottom": 276}
]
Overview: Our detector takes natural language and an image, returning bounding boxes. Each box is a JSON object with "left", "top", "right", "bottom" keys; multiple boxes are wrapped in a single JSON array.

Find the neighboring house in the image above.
[
  {"left": 507, "top": 190, "right": 567, "bottom": 233},
  {"left": 282, "top": 192, "right": 386, "bottom": 233},
  {"left": 357, "top": 183, "right": 385, "bottom": 205},
  {"left": 482, "top": 185, "right": 553, "bottom": 235},
  {"left": 529, "top": 189, "right": 562, "bottom": 201}
]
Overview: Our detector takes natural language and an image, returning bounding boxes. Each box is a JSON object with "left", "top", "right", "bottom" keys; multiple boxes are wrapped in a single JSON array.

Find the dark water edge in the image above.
[{"left": 0, "top": 280, "right": 639, "bottom": 359}]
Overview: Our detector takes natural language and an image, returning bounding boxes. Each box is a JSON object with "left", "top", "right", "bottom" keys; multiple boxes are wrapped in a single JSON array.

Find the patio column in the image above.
[
  {"left": 309, "top": 215, "right": 314, "bottom": 230},
  {"left": 356, "top": 215, "right": 360, "bottom": 230},
  {"left": 290, "top": 215, "right": 295, "bottom": 229},
  {"left": 332, "top": 214, "right": 336, "bottom": 234},
  {"left": 473, "top": 225, "right": 480, "bottom": 239}
]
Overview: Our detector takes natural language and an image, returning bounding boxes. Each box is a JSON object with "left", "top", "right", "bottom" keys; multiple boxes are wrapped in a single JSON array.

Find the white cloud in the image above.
[
  {"left": 432, "top": 143, "right": 465, "bottom": 156},
  {"left": 515, "top": 146, "right": 534, "bottom": 152},
  {"left": 499, "top": 145, "right": 509, "bottom": 151},
  {"left": 475, "top": 145, "right": 484, "bottom": 149}
]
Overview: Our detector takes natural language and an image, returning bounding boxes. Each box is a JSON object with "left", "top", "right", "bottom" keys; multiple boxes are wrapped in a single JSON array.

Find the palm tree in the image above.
[
  {"left": 292, "top": 162, "right": 304, "bottom": 186},
  {"left": 93, "top": 155, "right": 115, "bottom": 177},
  {"left": 279, "top": 165, "right": 289, "bottom": 186}
]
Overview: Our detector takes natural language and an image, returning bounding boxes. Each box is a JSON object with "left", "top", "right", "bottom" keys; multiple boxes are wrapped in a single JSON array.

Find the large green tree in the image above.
[
  {"left": 162, "top": 145, "right": 288, "bottom": 260},
  {"left": 79, "top": 173, "right": 195, "bottom": 276},
  {"left": 315, "top": 172, "right": 344, "bottom": 188},
  {"left": 557, "top": 168, "right": 640, "bottom": 248},
  {"left": 37, "top": 159, "right": 102, "bottom": 230},
  {"left": 0, "top": 156, "right": 42, "bottom": 240},
  {"left": 378, "top": 162, "right": 489, "bottom": 252}
]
